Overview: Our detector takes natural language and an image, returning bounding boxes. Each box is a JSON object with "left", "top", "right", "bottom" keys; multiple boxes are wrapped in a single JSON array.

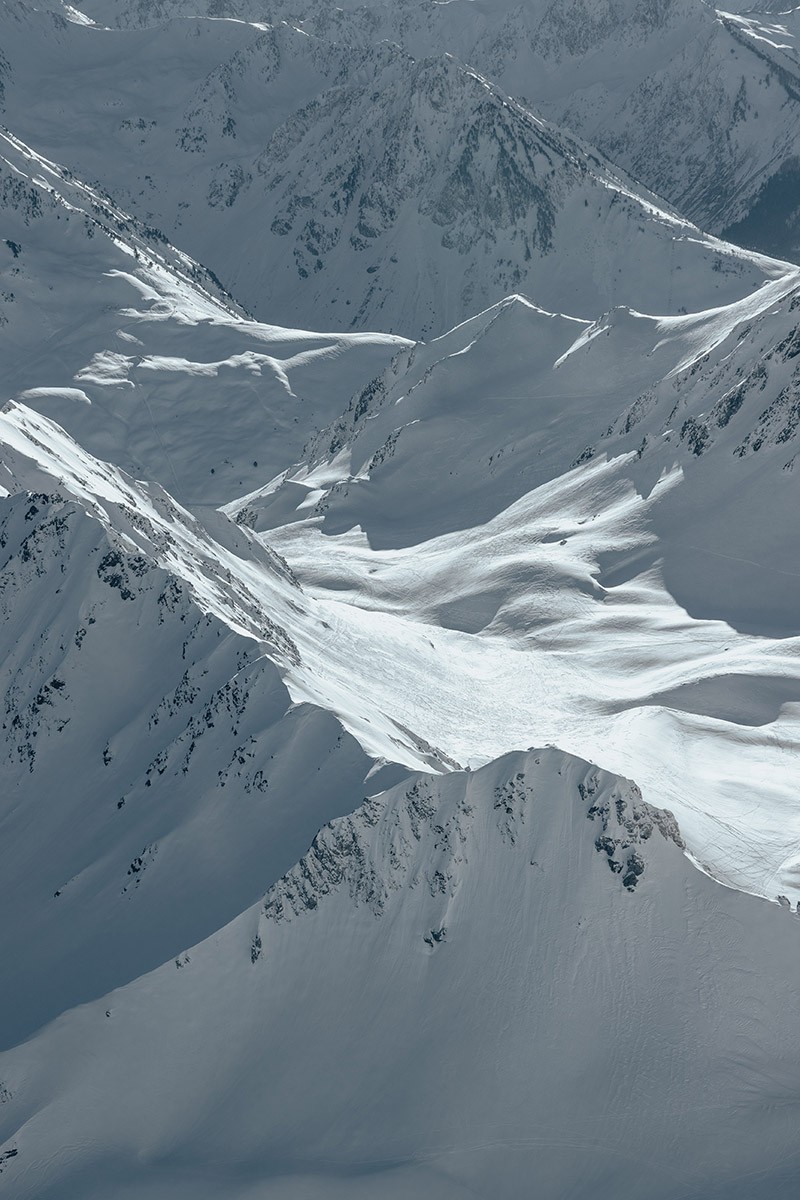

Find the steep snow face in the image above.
[
  {"left": 229, "top": 277, "right": 800, "bottom": 904},
  {"left": 0, "top": 447, "right": 420, "bottom": 1049},
  {"left": 62, "top": 0, "right": 800, "bottom": 259},
  {"left": 3, "top": 747, "right": 800, "bottom": 1199},
  {"left": 0, "top": 4, "right": 790, "bottom": 337},
  {"left": 0, "top": 126, "right": 242, "bottom": 361},
  {"left": 0, "top": 126, "right": 408, "bottom": 501}
]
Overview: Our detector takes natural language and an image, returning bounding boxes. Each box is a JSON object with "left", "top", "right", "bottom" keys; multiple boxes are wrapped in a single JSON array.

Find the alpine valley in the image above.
[{"left": 3, "top": 2, "right": 800, "bottom": 1197}]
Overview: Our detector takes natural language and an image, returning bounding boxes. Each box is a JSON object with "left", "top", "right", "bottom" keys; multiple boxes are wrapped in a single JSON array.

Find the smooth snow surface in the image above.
[{"left": 5, "top": 751, "right": 800, "bottom": 1199}]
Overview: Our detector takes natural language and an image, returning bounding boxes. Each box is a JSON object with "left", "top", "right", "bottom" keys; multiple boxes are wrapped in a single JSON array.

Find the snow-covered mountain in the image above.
[
  {"left": 0, "top": 125, "right": 407, "bottom": 499},
  {"left": 0, "top": 477, "right": 377, "bottom": 1046},
  {"left": 6, "top": 1, "right": 800, "bottom": 1196},
  {"left": 233, "top": 273, "right": 800, "bottom": 905},
  {"left": 4, "top": 119, "right": 800, "bottom": 905},
  {"left": 55, "top": 0, "right": 800, "bottom": 261},
  {"left": 5, "top": 746, "right": 800, "bottom": 1199},
  {"left": 0, "top": 0, "right": 791, "bottom": 335},
  {"left": 4, "top": 84, "right": 800, "bottom": 912}
]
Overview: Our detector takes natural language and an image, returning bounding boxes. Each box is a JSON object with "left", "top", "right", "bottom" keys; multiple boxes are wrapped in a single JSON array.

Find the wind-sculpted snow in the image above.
[
  {"left": 235, "top": 280, "right": 800, "bottom": 905},
  {"left": 4, "top": 749, "right": 800, "bottom": 1198},
  {"left": 0, "top": 127, "right": 408, "bottom": 500}
]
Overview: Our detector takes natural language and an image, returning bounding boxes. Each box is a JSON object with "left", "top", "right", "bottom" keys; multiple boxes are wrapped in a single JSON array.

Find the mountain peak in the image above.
[{"left": 261, "top": 746, "right": 686, "bottom": 930}]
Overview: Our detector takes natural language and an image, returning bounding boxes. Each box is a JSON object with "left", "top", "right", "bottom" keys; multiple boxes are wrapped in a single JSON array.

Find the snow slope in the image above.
[
  {"left": 3, "top": 749, "right": 800, "bottom": 1198},
  {"left": 62, "top": 0, "right": 800, "bottom": 259},
  {"left": 0, "top": 1, "right": 791, "bottom": 336},
  {"left": 0, "top": 482, "right": 385, "bottom": 1047},
  {"left": 5, "top": 6, "right": 800, "bottom": 1194},
  {"left": 232, "top": 279, "right": 800, "bottom": 904},
  {"left": 0, "top": 125, "right": 407, "bottom": 501}
]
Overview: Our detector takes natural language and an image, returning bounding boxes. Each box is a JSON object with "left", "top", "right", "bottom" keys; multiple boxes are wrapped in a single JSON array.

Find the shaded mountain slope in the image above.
[
  {"left": 0, "top": 416, "right": 414, "bottom": 1047},
  {"left": 62, "top": 0, "right": 800, "bottom": 259},
  {"left": 0, "top": 2, "right": 790, "bottom": 336},
  {"left": 2, "top": 749, "right": 800, "bottom": 1198}
]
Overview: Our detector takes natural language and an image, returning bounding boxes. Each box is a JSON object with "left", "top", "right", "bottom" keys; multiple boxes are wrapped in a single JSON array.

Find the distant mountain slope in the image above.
[
  {"left": 0, "top": 125, "right": 407, "bottom": 501},
  {"left": 3, "top": 746, "right": 800, "bottom": 1199},
  {"left": 0, "top": 2, "right": 790, "bottom": 336},
  {"left": 59, "top": 0, "right": 800, "bottom": 261}
]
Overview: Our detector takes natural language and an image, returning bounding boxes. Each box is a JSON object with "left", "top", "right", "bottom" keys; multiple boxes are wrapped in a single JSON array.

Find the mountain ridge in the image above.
[
  {"left": 5, "top": 4, "right": 800, "bottom": 1195},
  {"left": 5, "top": 746, "right": 800, "bottom": 1199},
  {"left": 55, "top": 0, "right": 800, "bottom": 260},
  {"left": 1, "top": 2, "right": 792, "bottom": 336}
]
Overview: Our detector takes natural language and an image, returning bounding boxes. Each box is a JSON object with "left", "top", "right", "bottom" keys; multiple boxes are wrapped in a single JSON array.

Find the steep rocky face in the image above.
[
  {"left": 239, "top": 48, "right": 767, "bottom": 334},
  {"left": 261, "top": 749, "right": 685, "bottom": 933}
]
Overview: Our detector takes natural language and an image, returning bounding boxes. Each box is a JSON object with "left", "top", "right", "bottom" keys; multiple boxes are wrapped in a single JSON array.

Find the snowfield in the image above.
[{"left": 4, "top": 1, "right": 800, "bottom": 1196}]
